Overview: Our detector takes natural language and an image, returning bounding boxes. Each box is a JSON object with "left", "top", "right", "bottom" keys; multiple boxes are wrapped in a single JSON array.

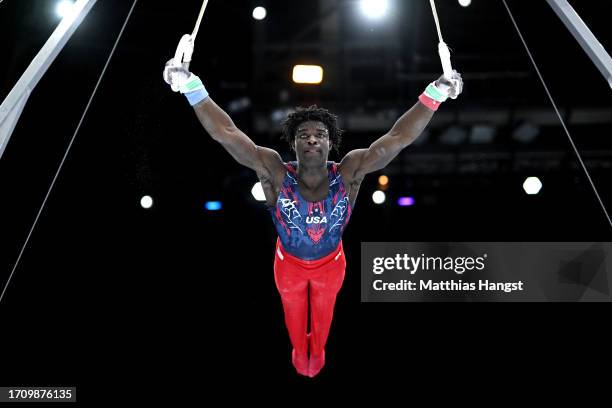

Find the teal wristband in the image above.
[{"left": 424, "top": 83, "right": 447, "bottom": 103}]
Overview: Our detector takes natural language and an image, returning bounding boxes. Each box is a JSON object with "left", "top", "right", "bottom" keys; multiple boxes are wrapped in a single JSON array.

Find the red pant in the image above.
[{"left": 274, "top": 238, "right": 346, "bottom": 358}]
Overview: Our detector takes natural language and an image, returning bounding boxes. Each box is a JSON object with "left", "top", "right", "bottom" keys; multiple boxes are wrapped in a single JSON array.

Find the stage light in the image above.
[
  {"left": 56, "top": 0, "right": 76, "bottom": 19},
  {"left": 469, "top": 125, "right": 496, "bottom": 144},
  {"left": 523, "top": 177, "right": 543, "bottom": 195},
  {"left": 227, "top": 97, "right": 251, "bottom": 114},
  {"left": 439, "top": 125, "right": 468, "bottom": 145},
  {"left": 372, "top": 190, "right": 386, "bottom": 204},
  {"left": 397, "top": 197, "right": 415, "bottom": 207},
  {"left": 252, "top": 6, "right": 267, "bottom": 20},
  {"left": 512, "top": 122, "right": 540, "bottom": 144},
  {"left": 292, "top": 65, "right": 324, "bottom": 84},
  {"left": 378, "top": 175, "right": 389, "bottom": 186},
  {"left": 458, "top": 0, "right": 472, "bottom": 7},
  {"left": 205, "top": 201, "right": 222, "bottom": 211},
  {"left": 251, "top": 182, "right": 266, "bottom": 201},
  {"left": 360, "top": 0, "right": 390, "bottom": 19},
  {"left": 140, "top": 195, "right": 153, "bottom": 209}
]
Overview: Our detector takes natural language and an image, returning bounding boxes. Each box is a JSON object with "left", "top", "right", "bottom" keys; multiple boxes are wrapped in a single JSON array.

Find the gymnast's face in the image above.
[{"left": 293, "top": 121, "right": 331, "bottom": 164}]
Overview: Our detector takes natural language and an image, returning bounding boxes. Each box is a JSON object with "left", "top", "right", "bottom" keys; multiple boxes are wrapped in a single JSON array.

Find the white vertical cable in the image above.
[
  {"left": 191, "top": 0, "right": 209, "bottom": 41},
  {"left": 502, "top": 0, "right": 612, "bottom": 229},
  {"left": 429, "top": 0, "right": 444, "bottom": 43}
]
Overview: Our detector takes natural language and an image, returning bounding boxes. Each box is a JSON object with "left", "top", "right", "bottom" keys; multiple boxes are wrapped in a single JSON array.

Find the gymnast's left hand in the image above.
[{"left": 435, "top": 70, "right": 463, "bottom": 100}]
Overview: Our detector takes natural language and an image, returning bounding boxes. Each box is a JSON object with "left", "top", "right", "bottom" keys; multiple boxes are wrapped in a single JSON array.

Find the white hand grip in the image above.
[
  {"left": 438, "top": 41, "right": 454, "bottom": 81},
  {"left": 173, "top": 34, "right": 193, "bottom": 66},
  {"left": 174, "top": 44, "right": 185, "bottom": 66}
]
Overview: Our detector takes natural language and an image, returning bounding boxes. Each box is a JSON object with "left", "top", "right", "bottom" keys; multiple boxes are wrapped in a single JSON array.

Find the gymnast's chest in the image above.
[{"left": 297, "top": 180, "right": 329, "bottom": 203}]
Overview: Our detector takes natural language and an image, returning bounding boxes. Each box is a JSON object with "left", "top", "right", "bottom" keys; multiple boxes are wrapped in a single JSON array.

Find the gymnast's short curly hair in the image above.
[{"left": 280, "top": 105, "right": 343, "bottom": 155}]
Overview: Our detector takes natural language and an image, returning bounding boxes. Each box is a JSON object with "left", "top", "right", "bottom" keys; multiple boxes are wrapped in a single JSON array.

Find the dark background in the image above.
[{"left": 1, "top": 0, "right": 611, "bottom": 400}]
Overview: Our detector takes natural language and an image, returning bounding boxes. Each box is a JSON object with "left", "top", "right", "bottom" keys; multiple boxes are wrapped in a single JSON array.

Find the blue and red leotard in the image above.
[{"left": 268, "top": 161, "right": 352, "bottom": 260}]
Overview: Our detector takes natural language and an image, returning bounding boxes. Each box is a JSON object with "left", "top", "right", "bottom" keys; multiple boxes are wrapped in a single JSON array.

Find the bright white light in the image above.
[
  {"left": 251, "top": 182, "right": 266, "bottom": 201},
  {"left": 523, "top": 177, "right": 543, "bottom": 195},
  {"left": 458, "top": 0, "right": 472, "bottom": 7},
  {"left": 292, "top": 65, "right": 324, "bottom": 84},
  {"left": 56, "top": 0, "right": 76, "bottom": 19},
  {"left": 360, "top": 0, "right": 390, "bottom": 19},
  {"left": 140, "top": 195, "right": 153, "bottom": 209},
  {"left": 253, "top": 6, "right": 267, "bottom": 20},
  {"left": 372, "top": 190, "right": 386, "bottom": 204}
]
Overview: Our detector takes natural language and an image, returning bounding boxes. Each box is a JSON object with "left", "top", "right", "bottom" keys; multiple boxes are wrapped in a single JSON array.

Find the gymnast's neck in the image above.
[{"left": 296, "top": 161, "right": 328, "bottom": 181}]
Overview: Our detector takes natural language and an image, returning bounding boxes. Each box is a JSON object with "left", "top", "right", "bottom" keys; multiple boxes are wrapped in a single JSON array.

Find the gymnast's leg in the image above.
[
  {"left": 274, "top": 245, "right": 309, "bottom": 376},
  {"left": 308, "top": 245, "right": 346, "bottom": 377}
]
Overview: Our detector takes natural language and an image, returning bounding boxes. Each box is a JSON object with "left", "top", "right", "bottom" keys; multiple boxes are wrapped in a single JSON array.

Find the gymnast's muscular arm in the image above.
[
  {"left": 339, "top": 73, "right": 463, "bottom": 184},
  {"left": 162, "top": 38, "right": 285, "bottom": 189},
  {"left": 338, "top": 102, "right": 434, "bottom": 183},
  {"left": 191, "top": 98, "right": 285, "bottom": 205}
]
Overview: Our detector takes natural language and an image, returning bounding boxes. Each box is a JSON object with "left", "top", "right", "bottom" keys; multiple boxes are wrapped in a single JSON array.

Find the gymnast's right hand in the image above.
[
  {"left": 163, "top": 59, "right": 209, "bottom": 105},
  {"left": 163, "top": 59, "right": 191, "bottom": 92}
]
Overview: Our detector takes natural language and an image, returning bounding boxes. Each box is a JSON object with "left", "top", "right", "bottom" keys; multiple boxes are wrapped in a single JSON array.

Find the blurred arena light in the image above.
[
  {"left": 252, "top": 6, "right": 267, "bottom": 20},
  {"left": 523, "top": 177, "right": 543, "bottom": 195},
  {"left": 140, "top": 195, "right": 153, "bottom": 209},
  {"left": 292, "top": 65, "right": 324, "bottom": 84},
  {"left": 512, "top": 122, "right": 540, "bottom": 144},
  {"left": 469, "top": 124, "right": 496, "bottom": 144},
  {"left": 56, "top": 0, "right": 76, "bottom": 19},
  {"left": 372, "top": 190, "right": 386, "bottom": 204},
  {"left": 397, "top": 197, "right": 415, "bottom": 207},
  {"left": 205, "top": 201, "right": 223, "bottom": 211},
  {"left": 439, "top": 125, "right": 468, "bottom": 145},
  {"left": 251, "top": 182, "right": 266, "bottom": 201},
  {"left": 360, "top": 0, "right": 390, "bottom": 19}
]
